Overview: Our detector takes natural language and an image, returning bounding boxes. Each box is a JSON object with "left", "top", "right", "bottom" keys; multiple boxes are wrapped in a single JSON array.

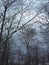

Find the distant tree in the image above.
[{"left": 19, "top": 26, "right": 36, "bottom": 65}]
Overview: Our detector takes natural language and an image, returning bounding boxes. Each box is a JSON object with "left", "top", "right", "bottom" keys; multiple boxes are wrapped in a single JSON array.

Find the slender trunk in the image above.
[
  {"left": 35, "top": 48, "right": 38, "bottom": 65},
  {"left": 1, "top": 37, "right": 8, "bottom": 65},
  {"left": 5, "top": 53, "right": 9, "bottom": 65},
  {"left": 26, "top": 42, "right": 31, "bottom": 65},
  {"left": 1, "top": 42, "right": 7, "bottom": 65},
  {"left": 0, "top": 7, "right": 7, "bottom": 45},
  {"left": 5, "top": 43, "right": 10, "bottom": 65}
]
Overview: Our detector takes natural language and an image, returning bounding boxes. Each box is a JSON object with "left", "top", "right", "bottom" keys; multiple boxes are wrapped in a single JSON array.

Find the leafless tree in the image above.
[
  {"left": 19, "top": 26, "right": 36, "bottom": 65},
  {"left": 0, "top": 0, "right": 49, "bottom": 65}
]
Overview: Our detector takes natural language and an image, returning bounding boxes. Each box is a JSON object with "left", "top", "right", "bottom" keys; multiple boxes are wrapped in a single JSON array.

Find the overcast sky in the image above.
[{"left": 0, "top": 0, "right": 49, "bottom": 53}]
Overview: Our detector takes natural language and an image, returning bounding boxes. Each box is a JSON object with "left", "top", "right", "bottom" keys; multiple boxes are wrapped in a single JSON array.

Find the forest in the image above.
[{"left": 0, "top": 0, "right": 49, "bottom": 65}]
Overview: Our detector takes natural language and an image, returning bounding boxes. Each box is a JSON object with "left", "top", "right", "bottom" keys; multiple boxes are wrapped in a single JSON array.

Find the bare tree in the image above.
[
  {"left": 19, "top": 26, "right": 36, "bottom": 65},
  {"left": 0, "top": 0, "right": 49, "bottom": 65}
]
